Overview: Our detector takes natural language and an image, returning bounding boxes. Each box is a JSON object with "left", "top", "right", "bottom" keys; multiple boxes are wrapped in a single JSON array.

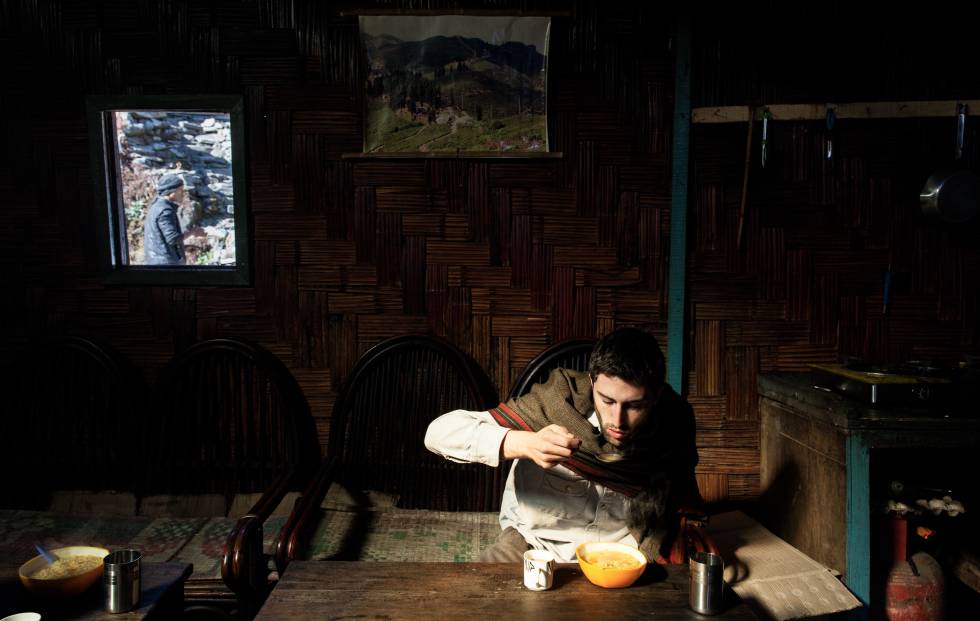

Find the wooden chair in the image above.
[
  {"left": 1, "top": 336, "right": 144, "bottom": 509},
  {"left": 506, "top": 338, "right": 596, "bottom": 400},
  {"left": 144, "top": 338, "right": 321, "bottom": 619},
  {"left": 273, "top": 334, "right": 500, "bottom": 571}
]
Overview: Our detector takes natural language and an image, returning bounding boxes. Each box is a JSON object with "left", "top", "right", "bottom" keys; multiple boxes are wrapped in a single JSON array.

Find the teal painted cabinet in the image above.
[{"left": 758, "top": 373, "right": 979, "bottom": 611}]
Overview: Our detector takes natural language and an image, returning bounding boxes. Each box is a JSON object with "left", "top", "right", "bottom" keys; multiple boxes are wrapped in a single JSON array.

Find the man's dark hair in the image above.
[{"left": 588, "top": 327, "right": 666, "bottom": 390}]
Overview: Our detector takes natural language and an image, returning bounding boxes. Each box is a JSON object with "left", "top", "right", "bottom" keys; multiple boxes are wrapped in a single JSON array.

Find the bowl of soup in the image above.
[
  {"left": 576, "top": 541, "right": 647, "bottom": 588},
  {"left": 18, "top": 546, "right": 110, "bottom": 598}
]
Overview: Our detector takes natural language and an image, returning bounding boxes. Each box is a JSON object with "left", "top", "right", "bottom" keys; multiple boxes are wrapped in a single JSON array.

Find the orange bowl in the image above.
[
  {"left": 576, "top": 541, "right": 647, "bottom": 588},
  {"left": 18, "top": 546, "right": 109, "bottom": 599}
]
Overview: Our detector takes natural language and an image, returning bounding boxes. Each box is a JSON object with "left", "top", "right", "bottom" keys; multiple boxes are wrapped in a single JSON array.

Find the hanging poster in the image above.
[{"left": 360, "top": 15, "right": 550, "bottom": 153}]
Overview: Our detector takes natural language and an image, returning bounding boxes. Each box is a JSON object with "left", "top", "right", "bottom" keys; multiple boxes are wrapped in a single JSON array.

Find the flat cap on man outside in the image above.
[{"left": 156, "top": 173, "right": 184, "bottom": 194}]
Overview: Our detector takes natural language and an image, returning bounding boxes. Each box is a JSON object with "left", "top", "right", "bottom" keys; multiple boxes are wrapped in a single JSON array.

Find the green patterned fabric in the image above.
[
  {"left": 301, "top": 508, "right": 501, "bottom": 562},
  {"left": 0, "top": 509, "right": 207, "bottom": 564},
  {"left": 167, "top": 517, "right": 235, "bottom": 577},
  {"left": 1, "top": 508, "right": 502, "bottom": 580},
  {"left": 0, "top": 509, "right": 290, "bottom": 579},
  {"left": 170, "top": 515, "right": 290, "bottom": 578}
]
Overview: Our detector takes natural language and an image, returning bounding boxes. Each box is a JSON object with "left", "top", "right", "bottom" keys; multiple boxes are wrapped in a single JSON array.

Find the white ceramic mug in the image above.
[{"left": 523, "top": 549, "right": 556, "bottom": 591}]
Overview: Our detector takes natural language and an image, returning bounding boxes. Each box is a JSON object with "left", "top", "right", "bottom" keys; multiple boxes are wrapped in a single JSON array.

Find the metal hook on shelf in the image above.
[
  {"left": 825, "top": 105, "right": 836, "bottom": 160},
  {"left": 955, "top": 102, "right": 967, "bottom": 160},
  {"left": 760, "top": 107, "right": 772, "bottom": 168}
]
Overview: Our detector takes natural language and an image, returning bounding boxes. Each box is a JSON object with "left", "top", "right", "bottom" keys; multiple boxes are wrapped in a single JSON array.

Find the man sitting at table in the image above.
[{"left": 424, "top": 327, "right": 699, "bottom": 563}]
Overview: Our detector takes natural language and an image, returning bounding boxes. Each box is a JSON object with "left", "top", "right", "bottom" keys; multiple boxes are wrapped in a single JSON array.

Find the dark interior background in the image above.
[{"left": 1, "top": 2, "right": 977, "bottom": 506}]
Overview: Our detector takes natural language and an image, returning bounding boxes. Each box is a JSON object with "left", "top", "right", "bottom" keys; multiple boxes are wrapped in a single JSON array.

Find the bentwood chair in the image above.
[
  {"left": 2, "top": 336, "right": 143, "bottom": 509},
  {"left": 506, "top": 338, "right": 596, "bottom": 400},
  {"left": 273, "top": 334, "right": 500, "bottom": 571},
  {"left": 145, "top": 338, "right": 321, "bottom": 619}
]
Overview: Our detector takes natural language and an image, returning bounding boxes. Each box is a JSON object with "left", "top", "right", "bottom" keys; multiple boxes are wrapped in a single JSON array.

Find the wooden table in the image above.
[
  {"left": 255, "top": 561, "right": 758, "bottom": 620},
  {"left": 0, "top": 562, "right": 192, "bottom": 620}
]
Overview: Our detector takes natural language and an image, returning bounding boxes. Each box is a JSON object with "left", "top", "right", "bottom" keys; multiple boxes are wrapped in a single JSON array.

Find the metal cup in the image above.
[
  {"left": 689, "top": 551, "right": 724, "bottom": 615},
  {"left": 103, "top": 549, "right": 142, "bottom": 613}
]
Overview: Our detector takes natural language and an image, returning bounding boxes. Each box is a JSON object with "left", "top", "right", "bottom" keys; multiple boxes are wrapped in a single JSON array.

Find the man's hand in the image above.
[{"left": 502, "top": 425, "right": 582, "bottom": 469}]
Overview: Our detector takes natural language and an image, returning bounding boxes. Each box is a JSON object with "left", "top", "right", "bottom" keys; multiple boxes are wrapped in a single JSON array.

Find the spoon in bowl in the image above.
[
  {"left": 595, "top": 450, "right": 626, "bottom": 463},
  {"left": 34, "top": 542, "right": 58, "bottom": 564}
]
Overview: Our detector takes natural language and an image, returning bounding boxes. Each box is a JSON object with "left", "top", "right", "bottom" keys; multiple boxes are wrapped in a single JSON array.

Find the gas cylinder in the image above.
[{"left": 884, "top": 516, "right": 944, "bottom": 621}]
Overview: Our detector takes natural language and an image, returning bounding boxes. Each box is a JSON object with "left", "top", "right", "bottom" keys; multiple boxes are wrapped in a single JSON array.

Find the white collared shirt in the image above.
[{"left": 424, "top": 409, "right": 638, "bottom": 562}]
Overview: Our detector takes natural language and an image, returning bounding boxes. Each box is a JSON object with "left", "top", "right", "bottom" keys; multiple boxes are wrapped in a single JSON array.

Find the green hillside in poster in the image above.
[{"left": 360, "top": 19, "right": 549, "bottom": 153}]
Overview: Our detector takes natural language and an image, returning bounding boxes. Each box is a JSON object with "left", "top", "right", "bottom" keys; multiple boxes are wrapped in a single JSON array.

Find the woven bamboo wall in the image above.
[
  {"left": 688, "top": 16, "right": 980, "bottom": 503},
  {"left": 0, "top": 1, "right": 688, "bottom": 486},
  {"left": 3, "top": 4, "right": 978, "bottom": 506}
]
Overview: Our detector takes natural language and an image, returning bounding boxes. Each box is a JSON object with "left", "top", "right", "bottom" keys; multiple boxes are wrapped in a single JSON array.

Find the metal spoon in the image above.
[
  {"left": 34, "top": 541, "right": 58, "bottom": 564},
  {"left": 595, "top": 451, "right": 625, "bottom": 463}
]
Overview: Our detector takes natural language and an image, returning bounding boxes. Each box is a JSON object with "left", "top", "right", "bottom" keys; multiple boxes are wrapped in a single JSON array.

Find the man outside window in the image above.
[{"left": 143, "top": 173, "right": 185, "bottom": 265}]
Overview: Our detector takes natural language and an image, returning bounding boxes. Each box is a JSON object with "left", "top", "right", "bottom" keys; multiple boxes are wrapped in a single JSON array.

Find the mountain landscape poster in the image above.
[{"left": 359, "top": 15, "right": 550, "bottom": 153}]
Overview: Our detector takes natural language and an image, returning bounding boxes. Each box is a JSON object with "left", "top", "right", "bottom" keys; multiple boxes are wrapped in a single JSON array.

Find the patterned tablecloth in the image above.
[
  {"left": 301, "top": 508, "right": 500, "bottom": 562},
  {"left": 0, "top": 507, "right": 502, "bottom": 579},
  {"left": 0, "top": 510, "right": 257, "bottom": 578}
]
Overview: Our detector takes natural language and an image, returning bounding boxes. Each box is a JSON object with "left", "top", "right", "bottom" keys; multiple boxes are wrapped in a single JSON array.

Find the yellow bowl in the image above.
[
  {"left": 18, "top": 546, "right": 110, "bottom": 599},
  {"left": 576, "top": 541, "right": 648, "bottom": 588}
]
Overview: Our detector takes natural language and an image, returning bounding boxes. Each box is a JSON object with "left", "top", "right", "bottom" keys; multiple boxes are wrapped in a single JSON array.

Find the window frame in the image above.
[{"left": 87, "top": 94, "right": 251, "bottom": 286}]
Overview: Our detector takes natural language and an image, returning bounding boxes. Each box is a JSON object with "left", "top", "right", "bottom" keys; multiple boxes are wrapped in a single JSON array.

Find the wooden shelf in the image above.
[
  {"left": 340, "top": 9, "right": 571, "bottom": 17},
  {"left": 692, "top": 100, "right": 980, "bottom": 124},
  {"left": 341, "top": 151, "right": 563, "bottom": 160}
]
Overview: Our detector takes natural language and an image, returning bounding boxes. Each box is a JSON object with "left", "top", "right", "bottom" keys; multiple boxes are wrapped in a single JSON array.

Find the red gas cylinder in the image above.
[{"left": 884, "top": 517, "right": 944, "bottom": 621}]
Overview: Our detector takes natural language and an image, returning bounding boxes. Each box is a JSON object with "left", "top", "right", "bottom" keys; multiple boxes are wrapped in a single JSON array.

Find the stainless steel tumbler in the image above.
[
  {"left": 689, "top": 551, "right": 724, "bottom": 615},
  {"left": 103, "top": 549, "right": 142, "bottom": 613}
]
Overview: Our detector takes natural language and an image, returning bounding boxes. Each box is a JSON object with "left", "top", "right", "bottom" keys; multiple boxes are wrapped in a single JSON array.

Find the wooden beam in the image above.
[
  {"left": 692, "top": 100, "right": 980, "bottom": 124},
  {"left": 342, "top": 152, "right": 563, "bottom": 160},
  {"left": 341, "top": 9, "right": 571, "bottom": 16}
]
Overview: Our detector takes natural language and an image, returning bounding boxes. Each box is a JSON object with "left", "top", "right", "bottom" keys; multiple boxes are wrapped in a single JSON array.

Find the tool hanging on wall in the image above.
[
  {"left": 920, "top": 103, "right": 979, "bottom": 222},
  {"left": 955, "top": 102, "right": 967, "bottom": 160},
  {"left": 736, "top": 107, "right": 755, "bottom": 251},
  {"left": 882, "top": 261, "right": 892, "bottom": 315},
  {"left": 882, "top": 246, "right": 893, "bottom": 316},
  {"left": 760, "top": 107, "right": 772, "bottom": 168},
  {"left": 825, "top": 105, "right": 836, "bottom": 160}
]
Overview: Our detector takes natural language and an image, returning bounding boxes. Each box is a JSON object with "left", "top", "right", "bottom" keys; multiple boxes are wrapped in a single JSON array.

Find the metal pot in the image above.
[{"left": 919, "top": 170, "right": 979, "bottom": 223}]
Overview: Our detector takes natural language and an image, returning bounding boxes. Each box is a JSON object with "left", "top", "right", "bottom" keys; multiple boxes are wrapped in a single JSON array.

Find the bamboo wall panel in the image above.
[
  {"left": 8, "top": 6, "right": 978, "bottom": 508},
  {"left": 695, "top": 473, "right": 728, "bottom": 505},
  {"left": 689, "top": 15, "right": 980, "bottom": 505}
]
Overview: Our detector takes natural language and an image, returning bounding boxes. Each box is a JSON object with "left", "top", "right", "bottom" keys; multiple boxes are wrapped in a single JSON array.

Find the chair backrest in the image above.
[
  {"left": 142, "top": 338, "right": 321, "bottom": 505},
  {"left": 2, "top": 337, "right": 144, "bottom": 508},
  {"left": 507, "top": 338, "right": 596, "bottom": 400},
  {"left": 328, "top": 335, "right": 501, "bottom": 512}
]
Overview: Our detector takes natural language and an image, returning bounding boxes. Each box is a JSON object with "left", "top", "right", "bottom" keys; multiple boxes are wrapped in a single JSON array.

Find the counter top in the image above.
[{"left": 758, "top": 372, "right": 980, "bottom": 441}]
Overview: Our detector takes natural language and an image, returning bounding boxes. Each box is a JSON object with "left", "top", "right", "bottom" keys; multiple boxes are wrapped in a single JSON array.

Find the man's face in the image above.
[
  {"left": 591, "top": 373, "right": 657, "bottom": 448},
  {"left": 169, "top": 187, "right": 185, "bottom": 203}
]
